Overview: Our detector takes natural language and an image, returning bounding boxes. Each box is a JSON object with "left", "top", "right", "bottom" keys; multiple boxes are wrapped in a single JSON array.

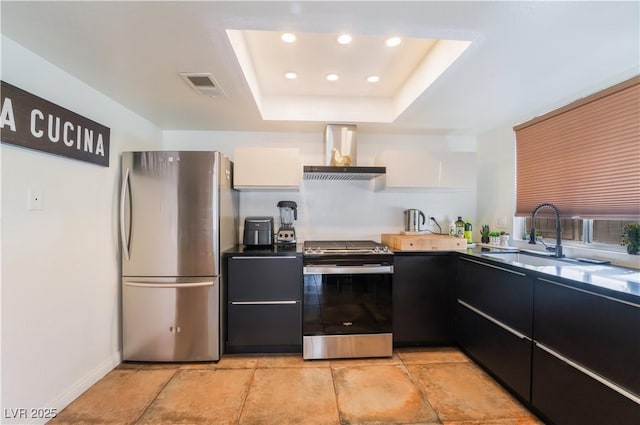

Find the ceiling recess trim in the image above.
[
  {"left": 226, "top": 29, "right": 472, "bottom": 123},
  {"left": 179, "top": 72, "right": 226, "bottom": 98}
]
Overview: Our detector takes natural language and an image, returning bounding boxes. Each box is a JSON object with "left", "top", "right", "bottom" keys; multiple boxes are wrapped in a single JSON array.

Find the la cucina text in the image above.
[{"left": 0, "top": 97, "right": 106, "bottom": 157}]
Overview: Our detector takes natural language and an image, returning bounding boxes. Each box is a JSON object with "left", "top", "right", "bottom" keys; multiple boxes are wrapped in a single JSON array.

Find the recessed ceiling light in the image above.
[
  {"left": 385, "top": 36, "right": 402, "bottom": 47},
  {"left": 367, "top": 75, "right": 380, "bottom": 83},
  {"left": 284, "top": 72, "right": 298, "bottom": 80},
  {"left": 326, "top": 73, "right": 339, "bottom": 82},
  {"left": 281, "top": 33, "right": 296, "bottom": 43},
  {"left": 337, "top": 34, "right": 352, "bottom": 45}
]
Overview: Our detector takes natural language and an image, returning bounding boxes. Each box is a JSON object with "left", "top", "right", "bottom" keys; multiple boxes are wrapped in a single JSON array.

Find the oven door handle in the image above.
[{"left": 303, "top": 265, "right": 394, "bottom": 275}]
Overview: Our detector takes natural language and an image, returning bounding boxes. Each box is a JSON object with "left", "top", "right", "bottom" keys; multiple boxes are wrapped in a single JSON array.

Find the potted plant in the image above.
[
  {"left": 622, "top": 223, "right": 640, "bottom": 254},
  {"left": 489, "top": 231, "right": 501, "bottom": 245},
  {"left": 480, "top": 225, "right": 490, "bottom": 244},
  {"left": 499, "top": 231, "right": 510, "bottom": 246}
]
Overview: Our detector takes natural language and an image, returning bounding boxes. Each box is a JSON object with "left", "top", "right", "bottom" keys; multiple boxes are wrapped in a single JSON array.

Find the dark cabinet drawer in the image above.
[
  {"left": 532, "top": 344, "right": 640, "bottom": 425},
  {"left": 228, "top": 256, "right": 302, "bottom": 301},
  {"left": 456, "top": 301, "right": 532, "bottom": 401},
  {"left": 534, "top": 277, "right": 640, "bottom": 394},
  {"left": 227, "top": 302, "right": 302, "bottom": 350},
  {"left": 457, "top": 257, "right": 533, "bottom": 336}
]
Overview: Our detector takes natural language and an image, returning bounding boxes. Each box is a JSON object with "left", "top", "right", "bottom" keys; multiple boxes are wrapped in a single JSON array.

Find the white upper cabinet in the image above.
[
  {"left": 233, "top": 148, "right": 301, "bottom": 190},
  {"left": 375, "top": 150, "right": 475, "bottom": 190}
]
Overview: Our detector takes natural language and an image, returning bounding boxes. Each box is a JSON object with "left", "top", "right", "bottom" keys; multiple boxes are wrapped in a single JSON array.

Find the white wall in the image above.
[
  {"left": 0, "top": 36, "right": 162, "bottom": 423},
  {"left": 163, "top": 131, "right": 478, "bottom": 241},
  {"left": 476, "top": 125, "right": 516, "bottom": 234}
]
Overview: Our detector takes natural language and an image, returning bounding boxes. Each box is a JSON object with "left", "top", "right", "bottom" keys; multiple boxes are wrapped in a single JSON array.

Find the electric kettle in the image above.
[{"left": 404, "top": 209, "right": 426, "bottom": 232}]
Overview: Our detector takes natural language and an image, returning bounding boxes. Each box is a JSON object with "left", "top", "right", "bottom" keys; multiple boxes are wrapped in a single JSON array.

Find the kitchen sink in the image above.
[
  {"left": 480, "top": 252, "right": 575, "bottom": 268},
  {"left": 480, "top": 252, "right": 640, "bottom": 286}
]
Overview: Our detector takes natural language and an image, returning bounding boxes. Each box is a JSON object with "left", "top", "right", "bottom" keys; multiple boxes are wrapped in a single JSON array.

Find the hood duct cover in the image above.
[{"left": 303, "top": 124, "right": 386, "bottom": 181}]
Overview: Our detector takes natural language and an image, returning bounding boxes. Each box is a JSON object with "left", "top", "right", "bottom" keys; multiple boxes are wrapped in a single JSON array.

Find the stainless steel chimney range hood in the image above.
[{"left": 303, "top": 124, "right": 386, "bottom": 181}]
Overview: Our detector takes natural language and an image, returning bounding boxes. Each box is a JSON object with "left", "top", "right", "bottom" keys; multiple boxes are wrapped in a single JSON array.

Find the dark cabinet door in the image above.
[
  {"left": 228, "top": 256, "right": 302, "bottom": 301},
  {"left": 456, "top": 301, "right": 532, "bottom": 401},
  {"left": 457, "top": 257, "right": 533, "bottom": 336},
  {"left": 534, "top": 277, "right": 640, "bottom": 394},
  {"left": 393, "top": 254, "right": 455, "bottom": 346},
  {"left": 532, "top": 344, "right": 640, "bottom": 425},
  {"left": 227, "top": 302, "right": 302, "bottom": 350}
]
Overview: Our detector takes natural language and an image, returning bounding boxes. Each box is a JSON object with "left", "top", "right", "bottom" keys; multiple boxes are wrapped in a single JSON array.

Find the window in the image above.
[
  {"left": 522, "top": 217, "right": 635, "bottom": 246},
  {"left": 524, "top": 217, "right": 583, "bottom": 241},
  {"left": 513, "top": 76, "right": 640, "bottom": 251}
]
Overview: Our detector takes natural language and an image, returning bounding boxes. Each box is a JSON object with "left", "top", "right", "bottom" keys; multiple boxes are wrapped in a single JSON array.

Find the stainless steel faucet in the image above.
[{"left": 528, "top": 203, "right": 563, "bottom": 258}]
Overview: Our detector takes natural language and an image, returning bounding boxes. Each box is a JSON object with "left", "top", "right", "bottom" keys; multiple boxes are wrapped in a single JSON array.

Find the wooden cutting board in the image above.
[{"left": 381, "top": 233, "right": 467, "bottom": 251}]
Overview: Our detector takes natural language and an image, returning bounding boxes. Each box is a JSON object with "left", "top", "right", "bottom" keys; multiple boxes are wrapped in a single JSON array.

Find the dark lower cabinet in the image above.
[
  {"left": 227, "top": 302, "right": 301, "bottom": 349},
  {"left": 226, "top": 255, "right": 303, "bottom": 353},
  {"left": 534, "top": 277, "right": 640, "bottom": 394},
  {"left": 455, "top": 255, "right": 534, "bottom": 402},
  {"left": 532, "top": 344, "right": 640, "bottom": 425},
  {"left": 532, "top": 276, "right": 640, "bottom": 424},
  {"left": 456, "top": 301, "right": 532, "bottom": 401},
  {"left": 393, "top": 254, "right": 455, "bottom": 346}
]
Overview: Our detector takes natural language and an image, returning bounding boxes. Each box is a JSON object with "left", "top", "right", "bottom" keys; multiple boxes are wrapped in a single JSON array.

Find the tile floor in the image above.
[{"left": 49, "top": 347, "right": 542, "bottom": 425}]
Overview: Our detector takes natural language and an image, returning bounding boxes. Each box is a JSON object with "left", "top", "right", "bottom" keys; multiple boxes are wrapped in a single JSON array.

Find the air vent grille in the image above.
[
  {"left": 179, "top": 73, "right": 225, "bottom": 97},
  {"left": 303, "top": 166, "right": 385, "bottom": 181}
]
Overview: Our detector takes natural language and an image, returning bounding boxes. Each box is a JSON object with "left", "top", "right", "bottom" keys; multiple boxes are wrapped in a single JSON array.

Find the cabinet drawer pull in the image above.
[
  {"left": 535, "top": 342, "right": 640, "bottom": 405},
  {"left": 460, "top": 257, "right": 526, "bottom": 276},
  {"left": 458, "top": 299, "right": 531, "bottom": 341},
  {"left": 231, "top": 256, "right": 298, "bottom": 260},
  {"left": 230, "top": 301, "right": 298, "bottom": 305},
  {"left": 538, "top": 278, "right": 640, "bottom": 309}
]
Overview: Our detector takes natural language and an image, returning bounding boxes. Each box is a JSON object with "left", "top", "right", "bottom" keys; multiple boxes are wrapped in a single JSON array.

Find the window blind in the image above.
[{"left": 514, "top": 76, "right": 640, "bottom": 219}]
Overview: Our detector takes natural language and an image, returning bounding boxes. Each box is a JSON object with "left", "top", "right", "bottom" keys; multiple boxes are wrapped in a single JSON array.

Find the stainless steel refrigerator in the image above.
[{"left": 120, "top": 151, "right": 238, "bottom": 361}]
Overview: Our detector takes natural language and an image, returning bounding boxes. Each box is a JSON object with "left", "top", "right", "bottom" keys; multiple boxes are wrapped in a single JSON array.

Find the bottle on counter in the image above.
[
  {"left": 449, "top": 221, "right": 456, "bottom": 236},
  {"left": 464, "top": 219, "right": 473, "bottom": 244},
  {"left": 455, "top": 216, "right": 465, "bottom": 238}
]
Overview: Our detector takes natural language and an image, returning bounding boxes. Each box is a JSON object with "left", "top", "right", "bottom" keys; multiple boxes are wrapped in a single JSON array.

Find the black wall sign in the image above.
[{"left": 0, "top": 81, "right": 110, "bottom": 167}]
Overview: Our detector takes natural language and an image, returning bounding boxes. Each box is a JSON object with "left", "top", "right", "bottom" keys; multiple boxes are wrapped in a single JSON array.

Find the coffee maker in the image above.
[{"left": 276, "top": 201, "right": 297, "bottom": 245}]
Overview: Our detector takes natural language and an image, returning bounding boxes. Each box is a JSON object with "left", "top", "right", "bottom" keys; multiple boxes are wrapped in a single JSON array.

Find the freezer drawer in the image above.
[{"left": 123, "top": 277, "right": 220, "bottom": 361}]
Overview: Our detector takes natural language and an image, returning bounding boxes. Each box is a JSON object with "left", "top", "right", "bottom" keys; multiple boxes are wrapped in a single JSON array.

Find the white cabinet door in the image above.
[
  {"left": 234, "top": 148, "right": 301, "bottom": 190},
  {"left": 376, "top": 150, "right": 440, "bottom": 188},
  {"left": 376, "top": 150, "right": 475, "bottom": 189}
]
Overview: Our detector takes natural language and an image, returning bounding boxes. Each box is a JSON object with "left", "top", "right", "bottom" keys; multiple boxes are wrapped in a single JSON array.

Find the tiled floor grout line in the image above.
[
  {"left": 132, "top": 368, "right": 180, "bottom": 425},
  {"left": 328, "top": 365, "right": 346, "bottom": 425},
  {"left": 398, "top": 358, "right": 446, "bottom": 425},
  {"left": 235, "top": 367, "right": 258, "bottom": 425}
]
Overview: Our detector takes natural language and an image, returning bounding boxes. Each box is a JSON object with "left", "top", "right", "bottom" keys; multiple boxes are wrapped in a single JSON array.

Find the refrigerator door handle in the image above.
[
  {"left": 124, "top": 280, "right": 215, "bottom": 289},
  {"left": 120, "top": 167, "right": 131, "bottom": 261}
]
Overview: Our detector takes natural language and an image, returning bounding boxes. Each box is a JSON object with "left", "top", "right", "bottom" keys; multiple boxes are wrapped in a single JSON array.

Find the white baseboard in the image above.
[{"left": 35, "top": 351, "right": 122, "bottom": 425}]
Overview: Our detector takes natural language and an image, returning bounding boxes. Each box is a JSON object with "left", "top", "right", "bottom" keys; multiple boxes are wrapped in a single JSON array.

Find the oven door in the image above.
[{"left": 303, "top": 264, "right": 393, "bottom": 359}]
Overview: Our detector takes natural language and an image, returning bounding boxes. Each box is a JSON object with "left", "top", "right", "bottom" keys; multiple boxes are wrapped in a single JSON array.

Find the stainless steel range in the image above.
[{"left": 303, "top": 240, "right": 394, "bottom": 360}]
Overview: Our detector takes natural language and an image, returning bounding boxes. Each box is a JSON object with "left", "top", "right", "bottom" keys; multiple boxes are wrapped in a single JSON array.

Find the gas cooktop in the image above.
[{"left": 303, "top": 240, "right": 391, "bottom": 255}]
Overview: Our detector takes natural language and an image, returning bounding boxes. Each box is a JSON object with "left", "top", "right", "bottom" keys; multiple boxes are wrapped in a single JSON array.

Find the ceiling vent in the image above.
[{"left": 179, "top": 73, "right": 225, "bottom": 97}]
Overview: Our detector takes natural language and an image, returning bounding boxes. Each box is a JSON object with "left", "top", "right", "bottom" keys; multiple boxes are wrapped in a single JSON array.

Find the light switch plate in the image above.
[
  {"left": 27, "top": 187, "right": 43, "bottom": 211},
  {"left": 497, "top": 216, "right": 507, "bottom": 228}
]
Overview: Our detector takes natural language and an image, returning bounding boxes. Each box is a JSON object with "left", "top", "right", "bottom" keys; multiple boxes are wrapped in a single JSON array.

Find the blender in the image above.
[{"left": 276, "top": 201, "right": 297, "bottom": 245}]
